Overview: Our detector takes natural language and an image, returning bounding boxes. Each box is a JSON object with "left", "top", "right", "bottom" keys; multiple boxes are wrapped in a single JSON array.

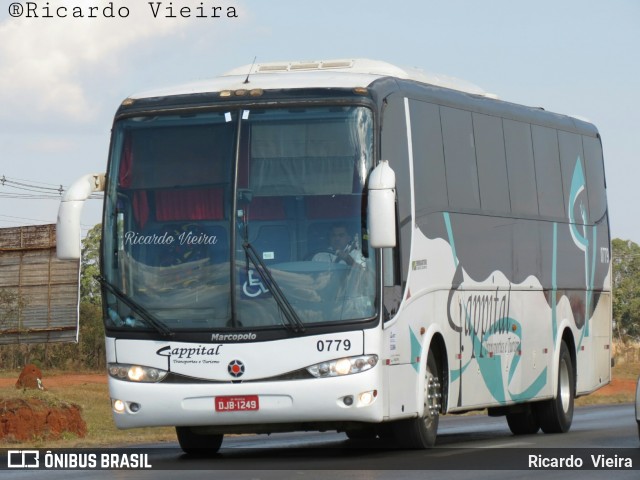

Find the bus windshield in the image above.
[{"left": 102, "top": 105, "right": 376, "bottom": 333}]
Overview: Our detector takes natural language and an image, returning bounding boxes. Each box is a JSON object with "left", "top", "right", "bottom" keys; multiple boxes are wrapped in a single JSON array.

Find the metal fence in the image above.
[{"left": 0, "top": 224, "right": 80, "bottom": 344}]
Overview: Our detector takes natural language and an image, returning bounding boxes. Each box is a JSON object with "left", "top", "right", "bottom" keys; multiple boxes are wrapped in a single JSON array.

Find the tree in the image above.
[
  {"left": 78, "top": 223, "right": 106, "bottom": 368},
  {"left": 81, "top": 223, "right": 102, "bottom": 305},
  {"left": 611, "top": 238, "right": 640, "bottom": 342}
]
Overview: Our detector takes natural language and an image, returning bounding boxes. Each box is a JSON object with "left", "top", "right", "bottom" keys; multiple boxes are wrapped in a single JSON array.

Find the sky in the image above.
[{"left": 0, "top": 0, "right": 638, "bottom": 241}]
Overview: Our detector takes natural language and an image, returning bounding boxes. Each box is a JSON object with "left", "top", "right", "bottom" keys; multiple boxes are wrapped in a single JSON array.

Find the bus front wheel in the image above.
[
  {"left": 176, "top": 426, "right": 224, "bottom": 456},
  {"left": 391, "top": 349, "right": 441, "bottom": 448}
]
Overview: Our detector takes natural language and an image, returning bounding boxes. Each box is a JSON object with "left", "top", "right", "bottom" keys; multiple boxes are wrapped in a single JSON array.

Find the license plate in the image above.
[{"left": 215, "top": 395, "right": 259, "bottom": 412}]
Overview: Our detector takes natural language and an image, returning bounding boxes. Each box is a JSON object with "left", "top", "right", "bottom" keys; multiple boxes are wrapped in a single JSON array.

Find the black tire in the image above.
[
  {"left": 534, "top": 341, "right": 575, "bottom": 433},
  {"left": 176, "top": 426, "right": 224, "bottom": 456},
  {"left": 390, "top": 349, "right": 441, "bottom": 448},
  {"left": 506, "top": 405, "right": 540, "bottom": 435}
]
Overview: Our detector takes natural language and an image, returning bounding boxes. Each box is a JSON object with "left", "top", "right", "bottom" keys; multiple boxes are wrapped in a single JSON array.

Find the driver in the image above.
[{"left": 312, "top": 223, "right": 366, "bottom": 269}]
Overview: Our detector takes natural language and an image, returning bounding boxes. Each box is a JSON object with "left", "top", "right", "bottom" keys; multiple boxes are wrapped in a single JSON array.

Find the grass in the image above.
[
  {"left": 1, "top": 361, "right": 638, "bottom": 448},
  {"left": 0, "top": 372, "right": 176, "bottom": 448},
  {"left": 576, "top": 358, "right": 639, "bottom": 406}
]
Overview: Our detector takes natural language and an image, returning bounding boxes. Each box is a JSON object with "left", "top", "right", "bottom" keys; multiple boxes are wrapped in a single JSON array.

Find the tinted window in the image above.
[
  {"left": 410, "top": 100, "right": 448, "bottom": 214},
  {"left": 473, "top": 113, "right": 510, "bottom": 214},
  {"left": 532, "top": 125, "right": 564, "bottom": 218},
  {"left": 558, "top": 131, "right": 586, "bottom": 223},
  {"left": 504, "top": 119, "right": 538, "bottom": 216},
  {"left": 582, "top": 135, "right": 607, "bottom": 223},
  {"left": 441, "top": 107, "right": 480, "bottom": 210},
  {"left": 381, "top": 95, "right": 411, "bottom": 285}
]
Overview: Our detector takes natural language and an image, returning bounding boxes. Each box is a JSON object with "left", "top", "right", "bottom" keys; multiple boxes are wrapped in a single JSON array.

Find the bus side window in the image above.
[
  {"left": 381, "top": 94, "right": 410, "bottom": 316},
  {"left": 582, "top": 135, "right": 607, "bottom": 223},
  {"left": 383, "top": 247, "right": 402, "bottom": 320}
]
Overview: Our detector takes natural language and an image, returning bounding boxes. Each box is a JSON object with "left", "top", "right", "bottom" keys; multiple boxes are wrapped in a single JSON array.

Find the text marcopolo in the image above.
[{"left": 8, "top": 2, "right": 239, "bottom": 19}]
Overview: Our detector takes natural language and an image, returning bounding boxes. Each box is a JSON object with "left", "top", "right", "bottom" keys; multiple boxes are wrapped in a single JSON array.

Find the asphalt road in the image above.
[{"left": 3, "top": 403, "right": 639, "bottom": 479}]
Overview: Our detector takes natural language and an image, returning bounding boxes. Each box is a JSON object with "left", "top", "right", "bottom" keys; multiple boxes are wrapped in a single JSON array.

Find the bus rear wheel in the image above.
[
  {"left": 534, "top": 341, "right": 575, "bottom": 433},
  {"left": 176, "top": 426, "right": 224, "bottom": 456}
]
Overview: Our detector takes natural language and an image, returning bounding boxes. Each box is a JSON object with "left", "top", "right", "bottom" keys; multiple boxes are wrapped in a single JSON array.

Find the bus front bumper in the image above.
[{"left": 108, "top": 367, "right": 383, "bottom": 430}]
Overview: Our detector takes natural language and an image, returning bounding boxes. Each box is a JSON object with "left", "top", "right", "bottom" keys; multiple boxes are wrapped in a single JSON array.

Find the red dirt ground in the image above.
[
  {"left": 0, "top": 396, "right": 87, "bottom": 442},
  {"left": 0, "top": 373, "right": 101, "bottom": 443},
  {"left": 592, "top": 377, "right": 636, "bottom": 397}
]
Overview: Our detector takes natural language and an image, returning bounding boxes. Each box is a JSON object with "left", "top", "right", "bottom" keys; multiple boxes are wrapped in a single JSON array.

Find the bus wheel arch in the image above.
[
  {"left": 428, "top": 334, "right": 448, "bottom": 415},
  {"left": 389, "top": 335, "right": 447, "bottom": 448}
]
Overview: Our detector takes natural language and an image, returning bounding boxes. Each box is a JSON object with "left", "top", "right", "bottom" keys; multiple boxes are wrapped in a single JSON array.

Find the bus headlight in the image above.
[
  {"left": 306, "top": 355, "right": 378, "bottom": 378},
  {"left": 108, "top": 363, "right": 168, "bottom": 383}
]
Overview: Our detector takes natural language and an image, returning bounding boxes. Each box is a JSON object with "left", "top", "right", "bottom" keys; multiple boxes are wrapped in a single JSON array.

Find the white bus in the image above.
[{"left": 57, "top": 59, "right": 611, "bottom": 453}]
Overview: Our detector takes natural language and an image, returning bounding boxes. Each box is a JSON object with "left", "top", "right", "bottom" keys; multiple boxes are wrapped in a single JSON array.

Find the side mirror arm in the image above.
[{"left": 56, "top": 173, "right": 106, "bottom": 260}]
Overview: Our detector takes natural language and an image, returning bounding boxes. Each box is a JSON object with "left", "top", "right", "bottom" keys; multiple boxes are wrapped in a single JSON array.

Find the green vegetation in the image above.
[{"left": 612, "top": 238, "right": 640, "bottom": 342}]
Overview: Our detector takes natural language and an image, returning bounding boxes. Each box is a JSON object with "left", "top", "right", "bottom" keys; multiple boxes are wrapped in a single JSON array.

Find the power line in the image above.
[
  {"left": 1, "top": 175, "right": 63, "bottom": 196},
  {"left": 0, "top": 214, "right": 54, "bottom": 223},
  {"left": 0, "top": 174, "right": 103, "bottom": 200},
  {"left": 3, "top": 175, "right": 65, "bottom": 188},
  {"left": 1, "top": 174, "right": 102, "bottom": 232},
  {"left": 1, "top": 176, "right": 64, "bottom": 193},
  {"left": 0, "top": 216, "right": 97, "bottom": 228}
]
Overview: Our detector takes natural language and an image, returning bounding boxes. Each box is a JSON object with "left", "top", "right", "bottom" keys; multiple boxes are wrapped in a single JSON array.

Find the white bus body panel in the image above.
[
  {"left": 106, "top": 328, "right": 384, "bottom": 429},
  {"left": 381, "top": 224, "right": 611, "bottom": 416}
]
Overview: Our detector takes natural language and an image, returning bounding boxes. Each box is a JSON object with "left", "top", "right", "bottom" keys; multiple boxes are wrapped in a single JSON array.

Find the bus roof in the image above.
[{"left": 128, "top": 58, "right": 494, "bottom": 100}]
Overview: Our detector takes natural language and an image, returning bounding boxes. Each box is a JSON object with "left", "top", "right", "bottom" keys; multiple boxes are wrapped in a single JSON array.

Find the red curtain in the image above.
[
  {"left": 155, "top": 189, "right": 224, "bottom": 221},
  {"left": 119, "top": 135, "right": 224, "bottom": 224},
  {"left": 118, "top": 136, "right": 150, "bottom": 228}
]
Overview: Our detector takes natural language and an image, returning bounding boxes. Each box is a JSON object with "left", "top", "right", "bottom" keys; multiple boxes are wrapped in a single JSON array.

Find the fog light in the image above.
[
  {"left": 343, "top": 395, "right": 354, "bottom": 406},
  {"left": 113, "top": 399, "right": 126, "bottom": 413},
  {"left": 358, "top": 390, "right": 377, "bottom": 406},
  {"left": 129, "top": 402, "right": 141, "bottom": 412}
]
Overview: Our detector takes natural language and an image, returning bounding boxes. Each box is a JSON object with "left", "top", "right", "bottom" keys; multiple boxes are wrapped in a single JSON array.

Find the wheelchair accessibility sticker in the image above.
[{"left": 240, "top": 269, "right": 270, "bottom": 298}]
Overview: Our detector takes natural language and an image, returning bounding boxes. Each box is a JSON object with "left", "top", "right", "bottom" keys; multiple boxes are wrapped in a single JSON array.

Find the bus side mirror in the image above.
[
  {"left": 368, "top": 160, "right": 396, "bottom": 248},
  {"left": 57, "top": 173, "right": 106, "bottom": 260}
]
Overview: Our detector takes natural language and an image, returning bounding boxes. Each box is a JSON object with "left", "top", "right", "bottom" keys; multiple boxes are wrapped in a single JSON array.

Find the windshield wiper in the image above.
[
  {"left": 242, "top": 241, "right": 306, "bottom": 333},
  {"left": 96, "top": 275, "right": 174, "bottom": 337}
]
